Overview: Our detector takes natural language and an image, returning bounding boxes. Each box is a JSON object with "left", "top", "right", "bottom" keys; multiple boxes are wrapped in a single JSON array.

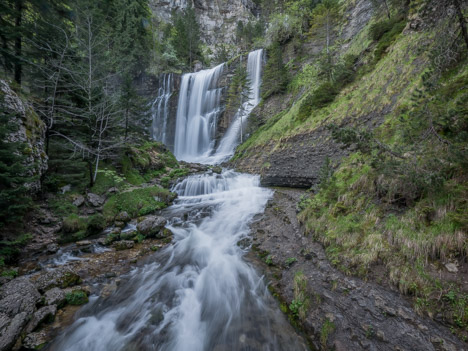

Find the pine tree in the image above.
[
  {"left": 0, "top": 103, "right": 33, "bottom": 226},
  {"left": 261, "top": 42, "right": 289, "bottom": 99},
  {"left": 171, "top": 5, "right": 202, "bottom": 69}
]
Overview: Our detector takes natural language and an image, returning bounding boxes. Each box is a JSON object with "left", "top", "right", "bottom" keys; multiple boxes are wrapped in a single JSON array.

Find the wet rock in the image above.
[
  {"left": 445, "top": 263, "right": 458, "bottom": 273},
  {"left": 26, "top": 305, "right": 56, "bottom": 333},
  {"left": 0, "top": 312, "right": 28, "bottom": 351},
  {"left": 72, "top": 194, "right": 85, "bottom": 207},
  {"left": 46, "top": 243, "right": 59, "bottom": 254},
  {"left": 120, "top": 230, "right": 137, "bottom": 241},
  {"left": 137, "top": 216, "right": 167, "bottom": 237},
  {"left": 113, "top": 240, "right": 135, "bottom": 251},
  {"left": 114, "top": 221, "right": 126, "bottom": 228},
  {"left": 31, "top": 267, "right": 81, "bottom": 293},
  {"left": 22, "top": 331, "right": 48, "bottom": 350},
  {"left": 0, "top": 277, "right": 41, "bottom": 317},
  {"left": 87, "top": 193, "right": 104, "bottom": 207},
  {"left": 43, "top": 287, "right": 66, "bottom": 307},
  {"left": 76, "top": 240, "right": 92, "bottom": 247},
  {"left": 115, "top": 211, "right": 131, "bottom": 223}
]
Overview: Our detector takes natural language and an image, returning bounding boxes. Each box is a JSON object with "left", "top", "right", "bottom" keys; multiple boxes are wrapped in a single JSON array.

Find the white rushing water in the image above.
[
  {"left": 173, "top": 64, "right": 225, "bottom": 161},
  {"left": 48, "top": 171, "right": 307, "bottom": 351},
  {"left": 151, "top": 73, "right": 173, "bottom": 145},
  {"left": 210, "top": 49, "right": 263, "bottom": 164}
]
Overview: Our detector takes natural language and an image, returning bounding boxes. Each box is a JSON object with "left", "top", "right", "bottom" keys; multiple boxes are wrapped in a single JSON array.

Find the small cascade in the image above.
[
  {"left": 173, "top": 64, "right": 225, "bottom": 162},
  {"left": 151, "top": 73, "right": 173, "bottom": 145}
]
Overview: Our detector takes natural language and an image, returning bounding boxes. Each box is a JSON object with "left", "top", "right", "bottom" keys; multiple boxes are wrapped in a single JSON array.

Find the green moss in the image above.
[
  {"left": 103, "top": 186, "right": 174, "bottom": 221},
  {"left": 62, "top": 214, "right": 87, "bottom": 234},
  {"left": 65, "top": 290, "right": 88, "bottom": 305}
]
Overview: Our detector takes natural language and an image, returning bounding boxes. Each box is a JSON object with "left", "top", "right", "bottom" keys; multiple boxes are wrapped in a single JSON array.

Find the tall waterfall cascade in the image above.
[
  {"left": 173, "top": 63, "right": 225, "bottom": 162},
  {"left": 151, "top": 73, "right": 173, "bottom": 145},
  {"left": 173, "top": 49, "right": 264, "bottom": 164},
  {"left": 213, "top": 49, "right": 263, "bottom": 163}
]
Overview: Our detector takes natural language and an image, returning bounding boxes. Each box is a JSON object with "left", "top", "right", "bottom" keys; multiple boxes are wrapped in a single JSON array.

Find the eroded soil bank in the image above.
[{"left": 247, "top": 188, "right": 466, "bottom": 351}]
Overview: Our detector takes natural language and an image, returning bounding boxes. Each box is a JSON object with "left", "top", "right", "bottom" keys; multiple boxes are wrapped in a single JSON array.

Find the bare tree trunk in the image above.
[{"left": 453, "top": 0, "right": 468, "bottom": 50}]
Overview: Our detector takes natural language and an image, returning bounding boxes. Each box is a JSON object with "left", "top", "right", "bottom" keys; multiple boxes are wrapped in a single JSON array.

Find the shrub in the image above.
[
  {"left": 0, "top": 233, "right": 32, "bottom": 266},
  {"left": 87, "top": 214, "right": 106, "bottom": 235},
  {"left": 62, "top": 214, "right": 87, "bottom": 234}
]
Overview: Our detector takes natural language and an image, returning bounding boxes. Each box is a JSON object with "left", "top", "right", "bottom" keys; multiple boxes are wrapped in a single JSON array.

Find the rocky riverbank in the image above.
[{"left": 247, "top": 188, "right": 466, "bottom": 351}]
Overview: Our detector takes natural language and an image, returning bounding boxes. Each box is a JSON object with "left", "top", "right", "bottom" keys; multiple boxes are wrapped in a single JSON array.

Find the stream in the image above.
[{"left": 47, "top": 171, "right": 308, "bottom": 350}]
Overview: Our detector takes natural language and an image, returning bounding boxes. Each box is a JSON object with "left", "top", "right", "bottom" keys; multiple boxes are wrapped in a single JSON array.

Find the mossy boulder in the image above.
[
  {"left": 65, "top": 290, "right": 88, "bottom": 305},
  {"left": 136, "top": 216, "right": 167, "bottom": 238}
]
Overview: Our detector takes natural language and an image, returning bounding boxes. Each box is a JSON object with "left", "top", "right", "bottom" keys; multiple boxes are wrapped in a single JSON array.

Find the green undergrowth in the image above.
[
  {"left": 0, "top": 233, "right": 32, "bottom": 269},
  {"left": 298, "top": 57, "right": 468, "bottom": 335}
]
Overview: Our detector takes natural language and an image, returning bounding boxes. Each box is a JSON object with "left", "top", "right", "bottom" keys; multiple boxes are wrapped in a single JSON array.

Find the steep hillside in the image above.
[{"left": 234, "top": 0, "right": 468, "bottom": 340}]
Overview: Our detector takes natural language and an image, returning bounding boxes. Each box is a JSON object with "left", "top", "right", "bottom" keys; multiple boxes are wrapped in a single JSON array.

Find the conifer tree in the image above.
[{"left": 0, "top": 103, "right": 33, "bottom": 226}]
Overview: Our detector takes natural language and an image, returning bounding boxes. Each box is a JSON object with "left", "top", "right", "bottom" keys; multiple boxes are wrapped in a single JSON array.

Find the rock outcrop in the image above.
[
  {"left": 0, "top": 80, "right": 48, "bottom": 194},
  {"left": 149, "top": 0, "right": 257, "bottom": 58},
  {"left": 0, "top": 270, "right": 82, "bottom": 351}
]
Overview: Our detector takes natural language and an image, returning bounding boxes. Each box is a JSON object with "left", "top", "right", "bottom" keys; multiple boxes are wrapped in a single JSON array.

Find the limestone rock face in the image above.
[
  {"left": 0, "top": 80, "right": 48, "bottom": 194},
  {"left": 149, "top": 0, "right": 257, "bottom": 58}
]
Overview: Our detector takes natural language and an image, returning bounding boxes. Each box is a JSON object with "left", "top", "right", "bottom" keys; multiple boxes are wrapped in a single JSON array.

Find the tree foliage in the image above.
[{"left": 0, "top": 103, "right": 33, "bottom": 226}]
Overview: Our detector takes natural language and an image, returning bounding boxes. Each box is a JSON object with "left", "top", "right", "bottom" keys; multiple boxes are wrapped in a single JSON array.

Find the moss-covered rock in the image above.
[
  {"left": 65, "top": 290, "right": 88, "bottom": 305},
  {"left": 103, "top": 186, "right": 175, "bottom": 221}
]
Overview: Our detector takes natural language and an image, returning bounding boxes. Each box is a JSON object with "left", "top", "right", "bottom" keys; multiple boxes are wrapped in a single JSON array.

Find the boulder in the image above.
[
  {"left": 43, "top": 287, "right": 66, "bottom": 307},
  {"left": 26, "top": 305, "right": 57, "bottom": 333},
  {"left": 113, "top": 240, "right": 135, "bottom": 251},
  {"left": 22, "top": 331, "right": 48, "bottom": 350},
  {"left": 445, "top": 263, "right": 458, "bottom": 273},
  {"left": 72, "top": 194, "right": 85, "bottom": 207},
  {"left": 76, "top": 240, "right": 92, "bottom": 247},
  {"left": 87, "top": 193, "right": 104, "bottom": 207},
  {"left": 0, "top": 312, "right": 28, "bottom": 351},
  {"left": 46, "top": 243, "right": 59, "bottom": 254},
  {"left": 115, "top": 211, "right": 131, "bottom": 223},
  {"left": 31, "top": 267, "right": 81, "bottom": 293},
  {"left": 137, "top": 216, "right": 167, "bottom": 237},
  {"left": 0, "top": 277, "right": 41, "bottom": 317}
]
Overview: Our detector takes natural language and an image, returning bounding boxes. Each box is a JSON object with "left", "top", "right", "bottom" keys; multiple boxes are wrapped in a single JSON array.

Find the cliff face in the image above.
[
  {"left": 149, "top": 0, "right": 257, "bottom": 56},
  {"left": 0, "top": 80, "right": 48, "bottom": 194}
]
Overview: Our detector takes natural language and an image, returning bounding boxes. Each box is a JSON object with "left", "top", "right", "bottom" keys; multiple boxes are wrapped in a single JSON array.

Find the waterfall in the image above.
[
  {"left": 211, "top": 49, "right": 263, "bottom": 163},
  {"left": 173, "top": 64, "right": 225, "bottom": 162},
  {"left": 151, "top": 73, "right": 173, "bottom": 145},
  {"left": 173, "top": 49, "right": 264, "bottom": 164}
]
